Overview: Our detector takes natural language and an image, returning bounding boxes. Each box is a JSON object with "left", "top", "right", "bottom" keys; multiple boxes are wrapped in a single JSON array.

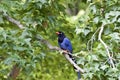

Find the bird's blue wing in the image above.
[{"left": 59, "top": 38, "right": 73, "bottom": 53}]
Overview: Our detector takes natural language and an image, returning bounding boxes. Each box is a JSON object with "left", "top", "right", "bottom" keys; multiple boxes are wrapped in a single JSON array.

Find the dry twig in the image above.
[
  {"left": 87, "top": 27, "right": 100, "bottom": 52},
  {"left": 98, "top": 23, "right": 115, "bottom": 68}
]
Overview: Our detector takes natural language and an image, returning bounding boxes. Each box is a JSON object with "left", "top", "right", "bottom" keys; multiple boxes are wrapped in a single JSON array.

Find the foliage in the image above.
[
  {"left": 0, "top": 0, "right": 120, "bottom": 80},
  {"left": 75, "top": 0, "right": 120, "bottom": 80}
]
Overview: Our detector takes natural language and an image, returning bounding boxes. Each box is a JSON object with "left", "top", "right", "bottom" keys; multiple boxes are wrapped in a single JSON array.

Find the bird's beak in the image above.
[{"left": 56, "top": 32, "right": 59, "bottom": 35}]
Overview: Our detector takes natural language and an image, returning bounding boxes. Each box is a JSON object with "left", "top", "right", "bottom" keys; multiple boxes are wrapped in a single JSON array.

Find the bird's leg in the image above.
[
  {"left": 60, "top": 50, "right": 68, "bottom": 54},
  {"left": 62, "top": 50, "right": 69, "bottom": 54},
  {"left": 60, "top": 50, "right": 69, "bottom": 54}
]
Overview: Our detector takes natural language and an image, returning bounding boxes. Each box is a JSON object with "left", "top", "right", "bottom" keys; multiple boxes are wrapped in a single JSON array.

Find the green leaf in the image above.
[
  {"left": 25, "top": 38, "right": 32, "bottom": 47},
  {"left": 100, "top": 65, "right": 109, "bottom": 70},
  {"left": 84, "top": 29, "right": 90, "bottom": 36},
  {"left": 4, "top": 54, "right": 20, "bottom": 65},
  {"left": 13, "top": 46, "right": 26, "bottom": 51},
  {"left": 93, "top": 17, "right": 99, "bottom": 24},
  {"left": 90, "top": 5, "right": 97, "bottom": 14},
  {"left": 0, "top": 16, "right": 4, "bottom": 23},
  {"left": 91, "top": 55, "right": 98, "bottom": 61},
  {"left": 109, "top": 32, "right": 120, "bottom": 40},
  {"left": 75, "top": 28, "right": 84, "bottom": 34},
  {"left": 40, "top": 0, "right": 47, "bottom": 4}
]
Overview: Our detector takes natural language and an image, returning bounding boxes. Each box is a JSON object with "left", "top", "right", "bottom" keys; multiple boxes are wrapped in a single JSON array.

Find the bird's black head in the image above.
[
  {"left": 56, "top": 31, "right": 66, "bottom": 43},
  {"left": 56, "top": 31, "right": 65, "bottom": 37}
]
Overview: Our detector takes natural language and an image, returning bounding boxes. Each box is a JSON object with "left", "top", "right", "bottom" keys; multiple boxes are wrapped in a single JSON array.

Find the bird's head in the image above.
[
  {"left": 56, "top": 31, "right": 65, "bottom": 37},
  {"left": 56, "top": 31, "right": 66, "bottom": 43}
]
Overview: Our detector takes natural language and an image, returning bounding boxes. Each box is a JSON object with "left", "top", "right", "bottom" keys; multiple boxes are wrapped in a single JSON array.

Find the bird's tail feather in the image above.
[
  {"left": 68, "top": 54, "right": 81, "bottom": 80},
  {"left": 77, "top": 70, "right": 81, "bottom": 80}
]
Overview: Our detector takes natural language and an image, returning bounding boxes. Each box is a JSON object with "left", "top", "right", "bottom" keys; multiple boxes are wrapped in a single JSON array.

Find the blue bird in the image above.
[{"left": 56, "top": 31, "right": 81, "bottom": 80}]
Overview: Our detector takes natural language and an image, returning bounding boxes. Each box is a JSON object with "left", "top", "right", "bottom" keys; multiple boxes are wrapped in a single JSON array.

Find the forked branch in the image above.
[{"left": 98, "top": 23, "right": 115, "bottom": 68}]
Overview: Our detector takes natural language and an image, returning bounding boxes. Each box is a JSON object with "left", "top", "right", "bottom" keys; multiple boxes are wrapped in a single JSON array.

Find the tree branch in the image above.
[
  {"left": 36, "top": 37, "right": 84, "bottom": 73},
  {"left": 2, "top": 13, "right": 24, "bottom": 80},
  {"left": 64, "top": 53, "right": 84, "bottom": 73},
  {"left": 98, "top": 23, "right": 115, "bottom": 68},
  {"left": 7, "top": 64, "right": 20, "bottom": 80},
  {"left": 87, "top": 27, "right": 100, "bottom": 52},
  {"left": 3, "top": 14, "right": 25, "bottom": 29},
  {"left": 4, "top": 14, "right": 84, "bottom": 78},
  {"left": 36, "top": 36, "right": 80, "bottom": 58}
]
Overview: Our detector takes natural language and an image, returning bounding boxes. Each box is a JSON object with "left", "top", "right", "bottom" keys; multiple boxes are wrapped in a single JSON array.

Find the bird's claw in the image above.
[
  {"left": 60, "top": 50, "right": 68, "bottom": 54},
  {"left": 62, "top": 50, "right": 68, "bottom": 54}
]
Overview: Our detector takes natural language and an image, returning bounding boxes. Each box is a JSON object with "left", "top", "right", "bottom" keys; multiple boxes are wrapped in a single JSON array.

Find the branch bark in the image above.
[
  {"left": 98, "top": 23, "right": 115, "bottom": 68},
  {"left": 37, "top": 37, "right": 84, "bottom": 73},
  {"left": 3, "top": 14, "right": 25, "bottom": 29},
  {"left": 64, "top": 53, "right": 84, "bottom": 73},
  {"left": 7, "top": 64, "right": 20, "bottom": 80},
  {"left": 4, "top": 14, "right": 84, "bottom": 79},
  {"left": 2, "top": 14, "right": 24, "bottom": 80}
]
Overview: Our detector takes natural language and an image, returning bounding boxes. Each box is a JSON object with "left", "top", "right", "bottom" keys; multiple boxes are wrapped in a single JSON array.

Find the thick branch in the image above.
[
  {"left": 4, "top": 14, "right": 84, "bottom": 76},
  {"left": 39, "top": 38, "right": 60, "bottom": 51},
  {"left": 98, "top": 23, "right": 115, "bottom": 68},
  {"left": 7, "top": 64, "right": 20, "bottom": 80},
  {"left": 2, "top": 14, "right": 24, "bottom": 79},
  {"left": 3, "top": 14, "right": 25, "bottom": 29},
  {"left": 64, "top": 53, "right": 84, "bottom": 73},
  {"left": 37, "top": 37, "right": 84, "bottom": 73},
  {"left": 36, "top": 36, "right": 80, "bottom": 58}
]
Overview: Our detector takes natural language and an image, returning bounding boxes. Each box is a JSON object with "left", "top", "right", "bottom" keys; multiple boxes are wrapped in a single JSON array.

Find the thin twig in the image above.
[
  {"left": 98, "top": 23, "right": 115, "bottom": 68},
  {"left": 103, "top": 58, "right": 110, "bottom": 65},
  {"left": 87, "top": 27, "right": 100, "bottom": 52}
]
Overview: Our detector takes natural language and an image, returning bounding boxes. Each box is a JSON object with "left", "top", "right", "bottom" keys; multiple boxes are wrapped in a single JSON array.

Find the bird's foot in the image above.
[
  {"left": 60, "top": 50, "right": 68, "bottom": 54},
  {"left": 62, "top": 50, "right": 69, "bottom": 54}
]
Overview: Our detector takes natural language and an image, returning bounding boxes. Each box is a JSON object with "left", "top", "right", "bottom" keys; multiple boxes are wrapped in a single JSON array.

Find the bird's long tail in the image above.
[
  {"left": 69, "top": 54, "right": 81, "bottom": 80},
  {"left": 77, "top": 70, "right": 81, "bottom": 80}
]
